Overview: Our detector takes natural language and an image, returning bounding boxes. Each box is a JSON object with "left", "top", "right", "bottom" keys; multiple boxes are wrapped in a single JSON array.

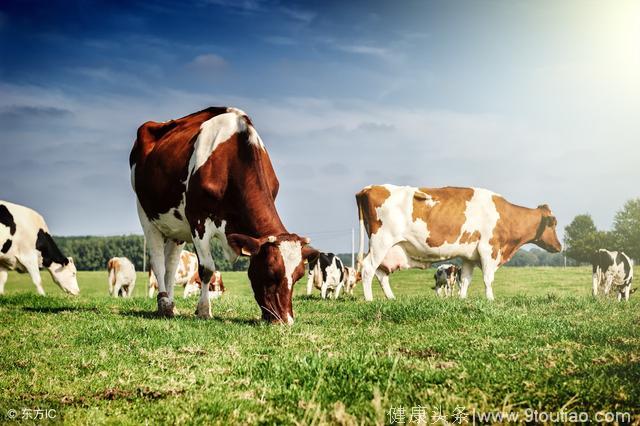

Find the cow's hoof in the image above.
[
  {"left": 195, "top": 303, "right": 212, "bottom": 319},
  {"left": 157, "top": 293, "right": 175, "bottom": 318}
]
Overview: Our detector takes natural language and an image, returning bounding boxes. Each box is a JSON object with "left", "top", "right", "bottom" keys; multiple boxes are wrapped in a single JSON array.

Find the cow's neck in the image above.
[
  {"left": 231, "top": 152, "right": 288, "bottom": 238},
  {"left": 497, "top": 203, "right": 544, "bottom": 263},
  {"left": 240, "top": 195, "right": 287, "bottom": 237}
]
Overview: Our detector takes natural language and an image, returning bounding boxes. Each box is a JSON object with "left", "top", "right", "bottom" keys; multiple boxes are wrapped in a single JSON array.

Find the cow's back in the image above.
[{"left": 130, "top": 107, "right": 229, "bottom": 220}]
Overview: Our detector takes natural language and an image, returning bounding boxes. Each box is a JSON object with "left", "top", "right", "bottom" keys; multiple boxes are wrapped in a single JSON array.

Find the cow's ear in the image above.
[
  {"left": 302, "top": 246, "right": 320, "bottom": 264},
  {"left": 227, "top": 234, "right": 262, "bottom": 257}
]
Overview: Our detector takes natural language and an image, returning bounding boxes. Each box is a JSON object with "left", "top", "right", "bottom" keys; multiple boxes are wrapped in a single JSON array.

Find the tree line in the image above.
[{"left": 564, "top": 198, "right": 640, "bottom": 263}]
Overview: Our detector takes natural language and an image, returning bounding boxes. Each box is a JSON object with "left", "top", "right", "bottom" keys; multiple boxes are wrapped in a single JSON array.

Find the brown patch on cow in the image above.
[
  {"left": 107, "top": 258, "right": 121, "bottom": 274},
  {"left": 412, "top": 187, "right": 474, "bottom": 247},
  {"left": 355, "top": 186, "right": 391, "bottom": 236},
  {"left": 459, "top": 230, "right": 481, "bottom": 244}
]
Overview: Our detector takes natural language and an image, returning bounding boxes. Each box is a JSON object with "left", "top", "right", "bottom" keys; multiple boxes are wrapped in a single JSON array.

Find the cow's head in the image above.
[
  {"left": 533, "top": 205, "right": 562, "bottom": 253},
  {"left": 48, "top": 257, "right": 80, "bottom": 295},
  {"left": 228, "top": 233, "right": 319, "bottom": 324}
]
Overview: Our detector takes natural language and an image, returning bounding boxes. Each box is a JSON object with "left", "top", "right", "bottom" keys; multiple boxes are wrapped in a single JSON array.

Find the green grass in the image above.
[{"left": 0, "top": 267, "right": 638, "bottom": 424}]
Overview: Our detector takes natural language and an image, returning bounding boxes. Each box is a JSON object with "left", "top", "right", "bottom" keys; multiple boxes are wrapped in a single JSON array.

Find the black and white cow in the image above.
[
  {"left": 433, "top": 263, "right": 461, "bottom": 297},
  {"left": 592, "top": 249, "right": 634, "bottom": 301},
  {"left": 306, "top": 252, "right": 346, "bottom": 299},
  {"left": 0, "top": 201, "right": 79, "bottom": 296}
]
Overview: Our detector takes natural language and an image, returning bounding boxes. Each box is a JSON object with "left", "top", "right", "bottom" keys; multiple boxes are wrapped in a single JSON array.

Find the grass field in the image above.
[{"left": 0, "top": 267, "right": 638, "bottom": 424}]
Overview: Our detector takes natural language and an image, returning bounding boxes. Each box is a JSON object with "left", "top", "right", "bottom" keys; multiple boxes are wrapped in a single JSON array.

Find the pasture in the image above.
[{"left": 1, "top": 267, "right": 639, "bottom": 424}]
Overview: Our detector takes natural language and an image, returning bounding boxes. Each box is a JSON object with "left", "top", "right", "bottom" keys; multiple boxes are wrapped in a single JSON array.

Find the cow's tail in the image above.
[
  {"left": 356, "top": 192, "right": 367, "bottom": 274},
  {"left": 107, "top": 260, "right": 116, "bottom": 296}
]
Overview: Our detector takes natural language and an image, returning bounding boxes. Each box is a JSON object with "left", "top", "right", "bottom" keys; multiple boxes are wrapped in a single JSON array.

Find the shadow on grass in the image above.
[
  {"left": 21, "top": 306, "right": 99, "bottom": 314},
  {"left": 120, "top": 309, "right": 262, "bottom": 325}
]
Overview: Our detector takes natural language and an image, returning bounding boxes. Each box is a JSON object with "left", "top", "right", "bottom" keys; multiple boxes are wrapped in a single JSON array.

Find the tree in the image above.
[
  {"left": 612, "top": 198, "right": 640, "bottom": 262},
  {"left": 564, "top": 214, "right": 610, "bottom": 264}
]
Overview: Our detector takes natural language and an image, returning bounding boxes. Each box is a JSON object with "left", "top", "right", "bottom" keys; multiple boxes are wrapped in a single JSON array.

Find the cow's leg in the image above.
[
  {"left": 361, "top": 246, "right": 390, "bottom": 301},
  {"left": 623, "top": 284, "right": 631, "bottom": 301},
  {"left": 592, "top": 273, "right": 599, "bottom": 297},
  {"left": 137, "top": 203, "right": 171, "bottom": 316},
  {"left": 375, "top": 269, "right": 395, "bottom": 300},
  {"left": 192, "top": 234, "right": 215, "bottom": 319},
  {"left": 127, "top": 279, "right": 136, "bottom": 297},
  {"left": 112, "top": 281, "right": 123, "bottom": 298},
  {"left": 458, "top": 261, "right": 474, "bottom": 299},
  {"left": 480, "top": 259, "right": 497, "bottom": 301},
  {"left": 0, "top": 268, "right": 7, "bottom": 294},
  {"left": 306, "top": 272, "right": 314, "bottom": 296},
  {"left": 334, "top": 280, "right": 344, "bottom": 299},
  {"left": 163, "top": 240, "right": 184, "bottom": 303},
  {"left": 320, "top": 280, "right": 329, "bottom": 299},
  {"left": 20, "top": 255, "right": 45, "bottom": 296},
  {"left": 148, "top": 283, "right": 155, "bottom": 298}
]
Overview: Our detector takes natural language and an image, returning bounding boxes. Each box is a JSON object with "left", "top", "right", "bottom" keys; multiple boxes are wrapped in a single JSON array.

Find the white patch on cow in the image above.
[
  {"left": 286, "top": 313, "right": 294, "bottom": 325},
  {"left": 187, "top": 112, "right": 248, "bottom": 180},
  {"left": 279, "top": 240, "right": 302, "bottom": 289},
  {"left": 151, "top": 193, "right": 191, "bottom": 241}
]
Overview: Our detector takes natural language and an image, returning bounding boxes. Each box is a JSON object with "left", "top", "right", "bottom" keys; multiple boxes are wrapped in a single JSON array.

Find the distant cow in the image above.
[
  {"left": 149, "top": 249, "right": 198, "bottom": 298},
  {"left": 356, "top": 185, "right": 562, "bottom": 301},
  {"left": 343, "top": 266, "right": 360, "bottom": 295},
  {"left": 0, "top": 201, "right": 79, "bottom": 296},
  {"left": 107, "top": 257, "right": 136, "bottom": 297},
  {"left": 184, "top": 270, "right": 225, "bottom": 300},
  {"left": 592, "top": 249, "right": 634, "bottom": 301},
  {"left": 433, "top": 264, "right": 461, "bottom": 297},
  {"left": 307, "top": 253, "right": 346, "bottom": 299},
  {"left": 130, "top": 107, "right": 318, "bottom": 322}
]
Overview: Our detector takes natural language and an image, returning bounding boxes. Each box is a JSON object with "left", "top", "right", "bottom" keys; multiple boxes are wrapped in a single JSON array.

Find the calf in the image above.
[
  {"left": 306, "top": 253, "right": 346, "bottom": 299},
  {"left": 592, "top": 249, "right": 634, "bottom": 301},
  {"left": 433, "top": 264, "right": 461, "bottom": 297},
  {"left": 0, "top": 201, "right": 79, "bottom": 296},
  {"left": 356, "top": 185, "right": 562, "bottom": 301},
  {"left": 107, "top": 257, "right": 136, "bottom": 297}
]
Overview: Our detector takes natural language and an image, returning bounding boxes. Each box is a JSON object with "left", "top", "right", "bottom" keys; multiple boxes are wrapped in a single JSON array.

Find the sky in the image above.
[{"left": 1, "top": 0, "right": 639, "bottom": 254}]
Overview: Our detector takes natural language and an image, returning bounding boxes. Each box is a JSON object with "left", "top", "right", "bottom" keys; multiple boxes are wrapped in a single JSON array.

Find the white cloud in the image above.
[{"left": 187, "top": 53, "right": 228, "bottom": 71}]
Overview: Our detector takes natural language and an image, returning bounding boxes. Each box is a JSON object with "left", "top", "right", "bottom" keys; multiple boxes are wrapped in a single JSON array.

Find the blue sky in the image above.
[{"left": 1, "top": 0, "right": 639, "bottom": 253}]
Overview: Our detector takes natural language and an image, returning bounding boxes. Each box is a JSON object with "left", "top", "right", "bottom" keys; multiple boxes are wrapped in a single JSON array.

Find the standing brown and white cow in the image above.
[
  {"left": 107, "top": 257, "right": 136, "bottom": 297},
  {"left": 130, "top": 107, "right": 318, "bottom": 323},
  {"left": 356, "top": 185, "right": 562, "bottom": 301}
]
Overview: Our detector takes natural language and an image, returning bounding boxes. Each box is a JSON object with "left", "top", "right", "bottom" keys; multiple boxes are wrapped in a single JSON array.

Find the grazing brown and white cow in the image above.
[
  {"left": 592, "top": 249, "right": 634, "bottom": 301},
  {"left": 130, "top": 107, "right": 318, "bottom": 322},
  {"left": 433, "top": 263, "right": 461, "bottom": 297},
  {"left": 147, "top": 249, "right": 199, "bottom": 298},
  {"left": 184, "top": 270, "right": 225, "bottom": 299},
  {"left": 356, "top": 185, "right": 562, "bottom": 301},
  {"left": 0, "top": 201, "right": 79, "bottom": 296},
  {"left": 107, "top": 257, "right": 136, "bottom": 297}
]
